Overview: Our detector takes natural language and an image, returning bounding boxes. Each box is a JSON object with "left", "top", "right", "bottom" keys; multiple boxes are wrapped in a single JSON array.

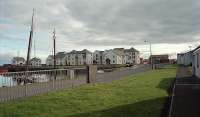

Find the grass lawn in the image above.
[{"left": 0, "top": 65, "right": 177, "bottom": 117}]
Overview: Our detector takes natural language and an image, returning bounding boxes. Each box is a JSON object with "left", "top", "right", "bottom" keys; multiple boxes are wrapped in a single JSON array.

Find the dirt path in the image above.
[{"left": 169, "top": 65, "right": 200, "bottom": 117}]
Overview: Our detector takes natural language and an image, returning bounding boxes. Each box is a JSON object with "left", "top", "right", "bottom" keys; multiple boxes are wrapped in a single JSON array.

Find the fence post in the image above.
[
  {"left": 67, "top": 69, "right": 75, "bottom": 88},
  {"left": 53, "top": 71, "right": 56, "bottom": 90},
  {"left": 86, "top": 65, "right": 97, "bottom": 84},
  {"left": 67, "top": 69, "right": 75, "bottom": 79},
  {"left": 25, "top": 72, "right": 28, "bottom": 97}
]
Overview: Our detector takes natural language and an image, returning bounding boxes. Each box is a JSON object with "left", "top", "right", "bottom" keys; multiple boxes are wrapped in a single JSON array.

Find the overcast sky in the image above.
[{"left": 1, "top": 0, "right": 200, "bottom": 64}]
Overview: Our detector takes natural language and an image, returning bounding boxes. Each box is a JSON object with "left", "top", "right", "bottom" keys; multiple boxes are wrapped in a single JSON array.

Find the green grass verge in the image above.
[{"left": 0, "top": 66, "right": 177, "bottom": 117}]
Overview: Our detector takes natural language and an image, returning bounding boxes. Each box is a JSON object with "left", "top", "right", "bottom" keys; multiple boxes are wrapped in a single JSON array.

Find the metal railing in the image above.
[
  {"left": 0, "top": 64, "right": 152, "bottom": 102},
  {"left": 0, "top": 68, "right": 87, "bottom": 102}
]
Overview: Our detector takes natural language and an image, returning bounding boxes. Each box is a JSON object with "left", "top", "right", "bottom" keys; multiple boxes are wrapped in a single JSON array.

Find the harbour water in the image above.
[{"left": 0, "top": 76, "right": 17, "bottom": 87}]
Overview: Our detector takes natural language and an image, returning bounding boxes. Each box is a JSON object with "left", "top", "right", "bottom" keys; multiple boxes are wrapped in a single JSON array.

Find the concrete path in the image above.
[{"left": 169, "top": 66, "right": 200, "bottom": 117}]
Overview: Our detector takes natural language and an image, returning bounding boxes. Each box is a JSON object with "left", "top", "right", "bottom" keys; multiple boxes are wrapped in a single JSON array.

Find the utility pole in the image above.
[
  {"left": 144, "top": 40, "right": 153, "bottom": 69},
  {"left": 53, "top": 28, "right": 56, "bottom": 69},
  {"left": 26, "top": 9, "right": 35, "bottom": 71},
  {"left": 53, "top": 28, "right": 57, "bottom": 81}
]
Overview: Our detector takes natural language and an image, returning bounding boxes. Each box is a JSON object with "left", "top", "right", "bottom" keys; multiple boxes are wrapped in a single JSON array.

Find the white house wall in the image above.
[
  {"left": 177, "top": 54, "right": 185, "bottom": 65},
  {"left": 12, "top": 60, "right": 25, "bottom": 66},
  {"left": 193, "top": 49, "right": 200, "bottom": 78},
  {"left": 184, "top": 52, "right": 193, "bottom": 66},
  {"left": 124, "top": 51, "right": 140, "bottom": 64},
  {"left": 86, "top": 53, "right": 93, "bottom": 64},
  {"left": 135, "top": 52, "right": 140, "bottom": 64},
  {"left": 177, "top": 52, "right": 193, "bottom": 66},
  {"left": 64, "top": 53, "right": 93, "bottom": 66},
  {"left": 30, "top": 61, "right": 41, "bottom": 66}
]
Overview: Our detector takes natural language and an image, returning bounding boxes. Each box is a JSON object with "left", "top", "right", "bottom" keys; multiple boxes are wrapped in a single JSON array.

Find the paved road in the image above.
[
  {"left": 96, "top": 64, "right": 151, "bottom": 83},
  {"left": 169, "top": 66, "right": 200, "bottom": 117}
]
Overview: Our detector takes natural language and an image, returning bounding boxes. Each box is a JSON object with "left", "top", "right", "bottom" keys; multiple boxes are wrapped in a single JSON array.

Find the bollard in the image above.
[{"left": 86, "top": 65, "right": 97, "bottom": 83}]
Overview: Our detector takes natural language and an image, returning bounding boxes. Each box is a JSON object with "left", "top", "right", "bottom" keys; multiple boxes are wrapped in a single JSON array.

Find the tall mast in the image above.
[
  {"left": 53, "top": 28, "right": 56, "bottom": 69},
  {"left": 34, "top": 33, "right": 36, "bottom": 58},
  {"left": 26, "top": 9, "right": 35, "bottom": 71}
]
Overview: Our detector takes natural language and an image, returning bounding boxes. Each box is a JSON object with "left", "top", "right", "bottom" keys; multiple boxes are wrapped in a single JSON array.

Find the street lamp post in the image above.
[{"left": 144, "top": 40, "right": 153, "bottom": 69}]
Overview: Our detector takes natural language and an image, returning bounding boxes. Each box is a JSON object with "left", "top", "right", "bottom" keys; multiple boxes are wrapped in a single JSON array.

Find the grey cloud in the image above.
[
  {"left": 0, "top": 53, "right": 13, "bottom": 65},
  {"left": 1, "top": 0, "right": 200, "bottom": 48},
  {"left": 65, "top": 0, "right": 200, "bottom": 44}
]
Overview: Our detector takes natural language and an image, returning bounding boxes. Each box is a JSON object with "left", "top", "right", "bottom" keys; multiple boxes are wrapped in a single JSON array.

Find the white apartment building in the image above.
[
  {"left": 30, "top": 57, "right": 41, "bottom": 66},
  {"left": 93, "top": 50, "right": 104, "bottom": 64},
  {"left": 56, "top": 52, "right": 66, "bottom": 66},
  {"left": 46, "top": 52, "right": 66, "bottom": 66},
  {"left": 46, "top": 48, "right": 140, "bottom": 66},
  {"left": 99, "top": 47, "right": 140, "bottom": 65},
  {"left": 46, "top": 55, "right": 53, "bottom": 66},
  {"left": 12, "top": 57, "right": 26, "bottom": 66},
  {"left": 124, "top": 47, "right": 140, "bottom": 64},
  {"left": 65, "top": 49, "right": 93, "bottom": 66},
  {"left": 103, "top": 49, "right": 124, "bottom": 64}
]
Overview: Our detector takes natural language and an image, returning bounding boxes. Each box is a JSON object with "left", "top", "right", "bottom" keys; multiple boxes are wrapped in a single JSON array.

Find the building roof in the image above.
[
  {"left": 69, "top": 49, "right": 92, "bottom": 54},
  {"left": 30, "top": 57, "right": 41, "bottom": 62},
  {"left": 192, "top": 45, "right": 200, "bottom": 53},
  {"left": 56, "top": 52, "right": 66, "bottom": 59},
  {"left": 47, "top": 55, "right": 53, "bottom": 59},
  {"left": 177, "top": 53, "right": 184, "bottom": 55},
  {"left": 12, "top": 57, "right": 25, "bottom": 61},
  {"left": 114, "top": 48, "right": 124, "bottom": 51},
  {"left": 178, "top": 45, "right": 200, "bottom": 55},
  {"left": 124, "top": 47, "right": 139, "bottom": 52},
  {"left": 94, "top": 50, "right": 104, "bottom": 54},
  {"left": 150, "top": 54, "right": 169, "bottom": 58},
  {"left": 81, "top": 49, "right": 92, "bottom": 53}
]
